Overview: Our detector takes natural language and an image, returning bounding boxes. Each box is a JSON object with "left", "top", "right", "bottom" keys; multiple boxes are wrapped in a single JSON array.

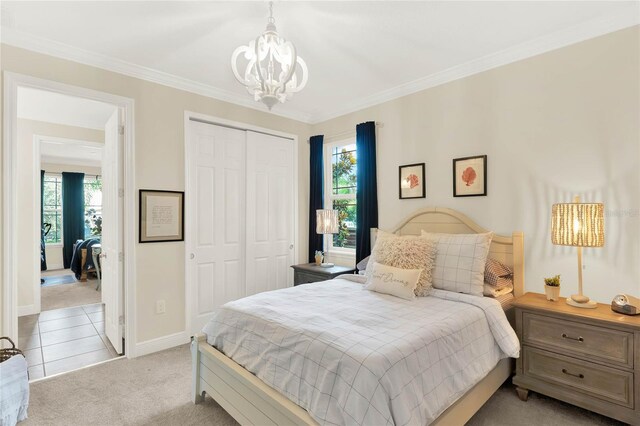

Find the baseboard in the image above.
[
  {"left": 17, "top": 304, "right": 38, "bottom": 317},
  {"left": 134, "top": 331, "right": 190, "bottom": 357}
]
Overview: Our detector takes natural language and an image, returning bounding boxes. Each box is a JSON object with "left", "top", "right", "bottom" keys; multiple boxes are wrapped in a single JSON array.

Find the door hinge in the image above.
[
  {"left": 118, "top": 315, "right": 125, "bottom": 325},
  {"left": 119, "top": 252, "right": 124, "bottom": 262},
  {"left": 118, "top": 188, "right": 124, "bottom": 198},
  {"left": 118, "top": 125, "right": 125, "bottom": 135}
]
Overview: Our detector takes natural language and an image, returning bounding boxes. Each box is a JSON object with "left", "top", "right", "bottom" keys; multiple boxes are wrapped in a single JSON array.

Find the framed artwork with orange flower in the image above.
[
  {"left": 399, "top": 163, "right": 426, "bottom": 199},
  {"left": 453, "top": 155, "right": 487, "bottom": 197}
]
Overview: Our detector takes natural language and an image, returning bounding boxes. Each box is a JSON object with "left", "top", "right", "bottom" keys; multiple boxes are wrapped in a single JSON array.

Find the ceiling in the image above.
[
  {"left": 2, "top": 1, "right": 638, "bottom": 123},
  {"left": 40, "top": 138, "right": 103, "bottom": 168},
  {"left": 18, "top": 87, "right": 116, "bottom": 130}
]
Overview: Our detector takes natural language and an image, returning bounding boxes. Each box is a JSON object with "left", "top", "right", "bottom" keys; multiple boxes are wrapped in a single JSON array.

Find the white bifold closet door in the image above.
[
  {"left": 187, "top": 121, "right": 294, "bottom": 335},
  {"left": 245, "top": 131, "right": 295, "bottom": 296}
]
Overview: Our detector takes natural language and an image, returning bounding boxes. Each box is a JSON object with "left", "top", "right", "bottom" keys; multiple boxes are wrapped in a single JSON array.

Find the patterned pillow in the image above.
[
  {"left": 484, "top": 258, "right": 513, "bottom": 286},
  {"left": 366, "top": 230, "right": 437, "bottom": 296},
  {"left": 421, "top": 231, "right": 493, "bottom": 297},
  {"left": 364, "top": 262, "right": 422, "bottom": 300}
]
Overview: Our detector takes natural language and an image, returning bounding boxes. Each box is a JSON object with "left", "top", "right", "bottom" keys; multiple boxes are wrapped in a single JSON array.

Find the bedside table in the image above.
[
  {"left": 512, "top": 292, "right": 640, "bottom": 425},
  {"left": 291, "top": 263, "right": 356, "bottom": 286}
]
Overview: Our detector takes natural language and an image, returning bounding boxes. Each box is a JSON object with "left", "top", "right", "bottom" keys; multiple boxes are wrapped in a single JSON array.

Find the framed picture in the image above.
[
  {"left": 139, "top": 190, "right": 184, "bottom": 243},
  {"left": 399, "top": 163, "right": 426, "bottom": 199},
  {"left": 453, "top": 155, "right": 487, "bottom": 197}
]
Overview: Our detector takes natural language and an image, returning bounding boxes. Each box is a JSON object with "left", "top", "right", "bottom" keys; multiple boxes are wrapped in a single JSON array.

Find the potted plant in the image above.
[
  {"left": 544, "top": 275, "right": 561, "bottom": 301},
  {"left": 314, "top": 250, "right": 324, "bottom": 266}
]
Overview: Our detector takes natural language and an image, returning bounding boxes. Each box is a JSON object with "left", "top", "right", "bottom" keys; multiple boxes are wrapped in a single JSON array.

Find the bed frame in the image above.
[{"left": 192, "top": 207, "right": 525, "bottom": 425}]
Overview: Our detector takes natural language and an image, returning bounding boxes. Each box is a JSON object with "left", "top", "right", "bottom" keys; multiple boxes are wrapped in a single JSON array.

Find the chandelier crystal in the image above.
[{"left": 231, "top": 2, "right": 308, "bottom": 110}]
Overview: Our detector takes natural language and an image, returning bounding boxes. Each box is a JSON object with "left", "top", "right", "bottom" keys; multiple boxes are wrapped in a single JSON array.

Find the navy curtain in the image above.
[
  {"left": 40, "top": 170, "right": 47, "bottom": 271},
  {"left": 308, "top": 135, "right": 324, "bottom": 262},
  {"left": 355, "top": 122, "right": 378, "bottom": 263},
  {"left": 62, "top": 172, "right": 85, "bottom": 269}
]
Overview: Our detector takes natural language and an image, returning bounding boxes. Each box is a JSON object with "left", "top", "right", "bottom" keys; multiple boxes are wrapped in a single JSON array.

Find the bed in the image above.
[{"left": 192, "top": 207, "right": 525, "bottom": 425}]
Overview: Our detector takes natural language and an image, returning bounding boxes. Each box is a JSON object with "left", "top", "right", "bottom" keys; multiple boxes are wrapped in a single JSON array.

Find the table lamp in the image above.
[
  {"left": 551, "top": 196, "right": 604, "bottom": 309},
  {"left": 316, "top": 209, "right": 339, "bottom": 267}
]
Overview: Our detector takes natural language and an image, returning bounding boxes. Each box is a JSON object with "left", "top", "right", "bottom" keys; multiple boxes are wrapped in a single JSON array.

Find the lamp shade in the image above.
[
  {"left": 551, "top": 201, "right": 604, "bottom": 247},
  {"left": 316, "top": 209, "right": 339, "bottom": 234}
]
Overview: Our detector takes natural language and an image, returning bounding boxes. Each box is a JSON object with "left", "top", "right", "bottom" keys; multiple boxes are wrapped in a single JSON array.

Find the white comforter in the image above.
[{"left": 203, "top": 275, "right": 519, "bottom": 426}]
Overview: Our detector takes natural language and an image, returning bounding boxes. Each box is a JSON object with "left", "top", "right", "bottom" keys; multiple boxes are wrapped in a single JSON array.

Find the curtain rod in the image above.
[{"left": 308, "top": 121, "right": 384, "bottom": 143}]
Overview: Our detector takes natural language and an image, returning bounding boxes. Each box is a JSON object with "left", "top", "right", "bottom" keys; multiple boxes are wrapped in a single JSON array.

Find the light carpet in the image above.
[
  {"left": 24, "top": 345, "right": 623, "bottom": 426},
  {"left": 41, "top": 281, "right": 101, "bottom": 311}
]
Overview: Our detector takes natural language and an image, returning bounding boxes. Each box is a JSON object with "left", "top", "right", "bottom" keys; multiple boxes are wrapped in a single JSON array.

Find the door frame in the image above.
[
  {"left": 33, "top": 135, "right": 104, "bottom": 312},
  {"left": 183, "top": 111, "right": 299, "bottom": 336},
  {"left": 2, "top": 72, "right": 137, "bottom": 357}
]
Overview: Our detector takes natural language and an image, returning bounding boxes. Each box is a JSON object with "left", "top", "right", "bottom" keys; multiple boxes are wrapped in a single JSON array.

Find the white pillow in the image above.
[
  {"left": 366, "top": 230, "right": 437, "bottom": 296},
  {"left": 421, "top": 231, "right": 493, "bottom": 297},
  {"left": 364, "top": 262, "right": 421, "bottom": 300}
]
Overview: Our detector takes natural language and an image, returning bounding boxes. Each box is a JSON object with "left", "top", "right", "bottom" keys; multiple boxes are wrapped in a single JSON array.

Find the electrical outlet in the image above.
[{"left": 156, "top": 300, "right": 166, "bottom": 314}]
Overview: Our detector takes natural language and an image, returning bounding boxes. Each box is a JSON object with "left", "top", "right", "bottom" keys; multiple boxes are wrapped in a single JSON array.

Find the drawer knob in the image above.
[
  {"left": 562, "top": 368, "right": 585, "bottom": 379},
  {"left": 561, "top": 333, "right": 584, "bottom": 342}
]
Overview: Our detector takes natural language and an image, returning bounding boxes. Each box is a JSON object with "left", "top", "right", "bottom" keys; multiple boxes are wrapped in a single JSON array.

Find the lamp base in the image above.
[{"left": 566, "top": 295, "right": 597, "bottom": 309}]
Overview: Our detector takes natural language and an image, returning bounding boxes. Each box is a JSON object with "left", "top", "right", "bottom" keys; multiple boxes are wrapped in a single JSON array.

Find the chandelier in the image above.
[{"left": 231, "top": 2, "right": 308, "bottom": 110}]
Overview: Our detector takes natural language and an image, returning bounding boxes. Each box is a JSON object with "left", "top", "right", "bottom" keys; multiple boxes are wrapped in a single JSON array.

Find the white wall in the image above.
[
  {"left": 41, "top": 162, "right": 103, "bottom": 271},
  {"left": 1, "top": 43, "right": 312, "bottom": 345},
  {"left": 311, "top": 26, "right": 640, "bottom": 304},
  {"left": 15, "top": 119, "right": 104, "bottom": 312}
]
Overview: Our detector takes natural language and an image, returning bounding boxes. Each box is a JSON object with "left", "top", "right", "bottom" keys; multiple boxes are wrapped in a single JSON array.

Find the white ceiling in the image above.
[
  {"left": 18, "top": 87, "right": 116, "bottom": 130},
  {"left": 2, "top": 1, "right": 638, "bottom": 123},
  {"left": 40, "top": 138, "right": 103, "bottom": 168}
]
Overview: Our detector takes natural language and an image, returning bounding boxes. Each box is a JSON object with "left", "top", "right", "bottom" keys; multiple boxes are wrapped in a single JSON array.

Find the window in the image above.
[
  {"left": 84, "top": 176, "right": 102, "bottom": 238},
  {"left": 43, "top": 174, "right": 63, "bottom": 244},
  {"left": 324, "top": 140, "right": 357, "bottom": 252}
]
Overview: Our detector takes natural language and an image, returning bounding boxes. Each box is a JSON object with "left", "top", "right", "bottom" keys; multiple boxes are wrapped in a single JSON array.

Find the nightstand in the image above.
[
  {"left": 512, "top": 292, "right": 640, "bottom": 425},
  {"left": 291, "top": 263, "right": 356, "bottom": 286}
]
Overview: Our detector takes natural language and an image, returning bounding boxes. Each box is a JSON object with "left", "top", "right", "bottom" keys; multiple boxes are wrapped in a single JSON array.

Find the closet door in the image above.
[
  {"left": 186, "top": 121, "right": 245, "bottom": 335},
  {"left": 245, "top": 131, "right": 295, "bottom": 296}
]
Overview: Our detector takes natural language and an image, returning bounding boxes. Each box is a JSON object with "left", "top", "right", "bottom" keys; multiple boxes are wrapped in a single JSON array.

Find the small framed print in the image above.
[
  {"left": 139, "top": 190, "right": 184, "bottom": 243},
  {"left": 453, "top": 155, "right": 487, "bottom": 197},
  {"left": 399, "top": 163, "right": 426, "bottom": 199}
]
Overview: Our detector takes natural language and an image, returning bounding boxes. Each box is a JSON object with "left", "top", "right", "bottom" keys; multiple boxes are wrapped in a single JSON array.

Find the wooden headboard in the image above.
[{"left": 371, "top": 207, "right": 525, "bottom": 297}]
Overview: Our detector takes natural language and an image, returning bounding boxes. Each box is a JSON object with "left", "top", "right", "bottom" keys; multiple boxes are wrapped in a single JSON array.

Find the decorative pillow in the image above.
[
  {"left": 483, "top": 282, "right": 514, "bottom": 297},
  {"left": 484, "top": 258, "right": 513, "bottom": 286},
  {"left": 356, "top": 255, "right": 370, "bottom": 272},
  {"left": 421, "top": 231, "right": 493, "bottom": 297},
  {"left": 364, "top": 262, "right": 421, "bottom": 300},
  {"left": 366, "top": 230, "right": 437, "bottom": 296},
  {"left": 493, "top": 276, "right": 513, "bottom": 290}
]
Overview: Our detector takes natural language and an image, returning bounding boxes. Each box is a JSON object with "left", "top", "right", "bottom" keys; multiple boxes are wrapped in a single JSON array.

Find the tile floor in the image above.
[{"left": 18, "top": 303, "right": 120, "bottom": 380}]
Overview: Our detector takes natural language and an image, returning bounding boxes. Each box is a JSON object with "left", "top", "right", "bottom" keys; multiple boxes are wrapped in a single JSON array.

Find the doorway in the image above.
[{"left": 2, "top": 73, "right": 136, "bottom": 373}]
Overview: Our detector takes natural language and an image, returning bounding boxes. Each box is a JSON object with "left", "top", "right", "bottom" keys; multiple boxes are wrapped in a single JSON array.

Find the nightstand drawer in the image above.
[
  {"left": 523, "top": 312, "right": 633, "bottom": 368},
  {"left": 294, "top": 272, "right": 322, "bottom": 285},
  {"left": 523, "top": 346, "right": 634, "bottom": 408}
]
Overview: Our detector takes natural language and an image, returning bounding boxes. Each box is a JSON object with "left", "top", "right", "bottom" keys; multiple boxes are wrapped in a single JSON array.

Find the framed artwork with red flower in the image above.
[
  {"left": 399, "top": 163, "right": 426, "bottom": 199},
  {"left": 453, "top": 155, "right": 487, "bottom": 197}
]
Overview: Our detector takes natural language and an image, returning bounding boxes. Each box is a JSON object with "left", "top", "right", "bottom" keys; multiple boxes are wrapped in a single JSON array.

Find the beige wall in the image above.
[
  {"left": 311, "top": 26, "right": 640, "bottom": 304},
  {"left": 1, "top": 44, "right": 312, "bottom": 343},
  {"left": 16, "top": 119, "right": 105, "bottom": 311},
  {"left": 41, "top": 161, "right": 103, "bottom": 272}
]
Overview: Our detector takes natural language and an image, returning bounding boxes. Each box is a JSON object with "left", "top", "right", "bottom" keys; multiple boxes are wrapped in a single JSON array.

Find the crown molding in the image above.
[
  {"left": 309, "top": 8, "right": 639, "bottom": 124},
  {"left": 0, "top": 28, "right": 314, "bottom": 124},
  {"left": 2, "top": 6, "right": 637, "bottom": 126}
]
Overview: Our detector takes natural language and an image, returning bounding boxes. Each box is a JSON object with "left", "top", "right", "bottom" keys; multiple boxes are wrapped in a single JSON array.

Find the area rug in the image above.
[{"left": 41, "top": 274, "right": 77, "bottom": 287}]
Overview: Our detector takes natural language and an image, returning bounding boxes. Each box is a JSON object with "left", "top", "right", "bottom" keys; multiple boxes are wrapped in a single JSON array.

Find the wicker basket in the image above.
[{"left": 0, "top": 337, "right": 24, "bottom": 363}]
